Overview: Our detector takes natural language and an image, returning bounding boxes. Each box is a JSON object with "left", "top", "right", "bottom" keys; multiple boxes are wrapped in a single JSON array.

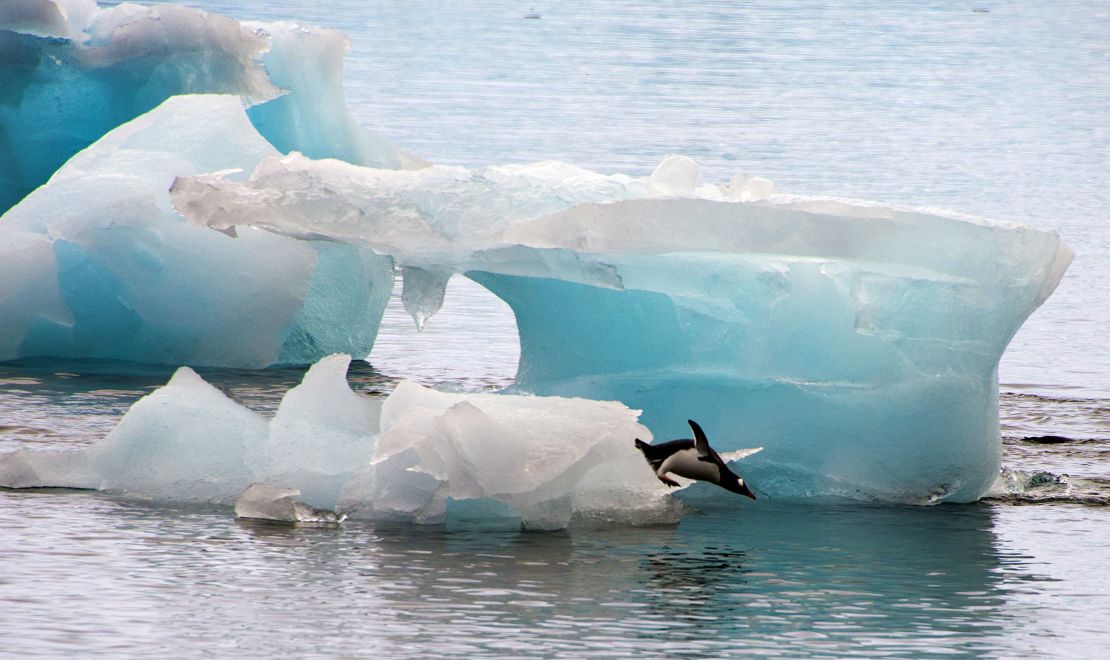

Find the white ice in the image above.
[
  {"left": 246, "top": 354, "right": 380, "bottom": 506},
  {"left": 338, "top": 380, "right": 678, "bottom": 529},
  {"left": 87, "top": 366, "right": 266, "bottom": 503},
  {"left": 0, "top": 355, "right": 684, "bottom": 528},
  {"left": 0, "top": 0, "right": 96, "bottom": 41}
]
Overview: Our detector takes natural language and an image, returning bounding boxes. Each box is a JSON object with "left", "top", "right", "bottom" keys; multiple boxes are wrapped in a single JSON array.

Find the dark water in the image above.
[{"left": 3, "top": 0, "right": 1109, "bottom": 655}]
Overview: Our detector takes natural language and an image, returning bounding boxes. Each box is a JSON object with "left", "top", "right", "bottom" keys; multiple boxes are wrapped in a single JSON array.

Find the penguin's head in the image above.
[{"left": 722, "top": 472, "right": 757, "bottom": 500}]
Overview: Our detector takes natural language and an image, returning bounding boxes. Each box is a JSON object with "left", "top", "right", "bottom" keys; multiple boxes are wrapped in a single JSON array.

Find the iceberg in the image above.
[
  {"left": 0, "top": 94, "right": 394, "bottom": 367},
  {"left": 337, "top": 380, "right": 677, "bottom": 529},
  {"left": 87, "top": 365, "right": 266, "bottom": 502},
  {"left": 0, "top": 2, "right": 1072, "bottom": 504},
  {"left": 246, "top": 354, "right": 380, "bottom": 506},
  {"left": 0, "top": 354, "right": 679, "bottom": 529},
  {"left": 0, "top": 447, "right": 98, "bottom": 490},
  {"left": 73, "top": 354, "right": 379, "bottom": 506},
  {"left": 0, "top": 0, "right": 421, "bottom": 214},
  {"left": 172, "top": 149, "right": 1071, "bottom": 504}
]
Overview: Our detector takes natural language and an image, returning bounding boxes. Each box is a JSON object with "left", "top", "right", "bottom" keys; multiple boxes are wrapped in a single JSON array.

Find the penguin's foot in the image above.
[{"left": 658, "top": 474, "right": 681, "bottom": 488}]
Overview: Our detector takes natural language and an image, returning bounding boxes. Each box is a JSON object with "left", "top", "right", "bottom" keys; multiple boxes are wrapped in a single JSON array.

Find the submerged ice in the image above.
[
  {"left": 235, "top": 483, "right": 346, "bottom": 524},
  {"left": 0, "top": 2, "right": 1074, "bottom": 505}
]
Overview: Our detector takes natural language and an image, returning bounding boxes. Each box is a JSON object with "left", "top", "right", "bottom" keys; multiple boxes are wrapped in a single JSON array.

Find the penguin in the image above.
[{"left": 635, "top": 419, "right": 759, "bottom": 499}]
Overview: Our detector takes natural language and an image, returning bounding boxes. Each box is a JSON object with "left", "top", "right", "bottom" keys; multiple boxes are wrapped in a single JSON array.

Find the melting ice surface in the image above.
[
  {"left": 0, "top": 1, "right": 1074, "bottom": 505},
  {"left": 0, "top": 354, "right": 680, "bottom": 530}
]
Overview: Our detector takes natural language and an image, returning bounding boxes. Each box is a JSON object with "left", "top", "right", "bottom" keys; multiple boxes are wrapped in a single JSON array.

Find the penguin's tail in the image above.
[{"left": 634, "top": 439, "right": 663, "bottom": 471}]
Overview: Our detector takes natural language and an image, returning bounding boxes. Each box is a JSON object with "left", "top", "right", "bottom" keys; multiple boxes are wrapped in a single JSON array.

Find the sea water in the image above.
[{"left": 2, "top": 0, "right": 1108, "bottom": 655}]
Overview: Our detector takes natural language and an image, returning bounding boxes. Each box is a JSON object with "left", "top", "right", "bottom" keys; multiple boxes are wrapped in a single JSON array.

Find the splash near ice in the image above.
[{"left": 0, "top": 355, "right": 680, "bottom": 529}]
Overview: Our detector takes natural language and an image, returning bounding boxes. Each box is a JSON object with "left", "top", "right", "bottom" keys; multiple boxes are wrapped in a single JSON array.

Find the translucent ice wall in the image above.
[
  {"left": 0, "top": 95, "right": 393, "bottom": 367},
  {"left": 476, "top": 198, "right": 1073, "bottom": 503},
  {"left": 0, "top": 0, "right": 421, "bottom": 214},
  {"left": 174, "top": 152, "right": 1071, "bottom": 503}
]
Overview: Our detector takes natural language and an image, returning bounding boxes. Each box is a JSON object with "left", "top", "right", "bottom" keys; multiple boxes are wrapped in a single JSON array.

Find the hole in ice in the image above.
[{"left": 368, "top": 272, "right": 520, "bottom": 391}]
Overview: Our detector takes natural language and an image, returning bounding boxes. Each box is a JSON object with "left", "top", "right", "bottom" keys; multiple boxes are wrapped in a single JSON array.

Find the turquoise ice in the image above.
[
  {"left": 0, "top": 0, "right": 421, "bottom": 214},
  {"left": 173, "top": 138, "right": 1070, "bottom": 502},
  {"left": 0, "top": 95, "right": 394, "bottom": 367}
]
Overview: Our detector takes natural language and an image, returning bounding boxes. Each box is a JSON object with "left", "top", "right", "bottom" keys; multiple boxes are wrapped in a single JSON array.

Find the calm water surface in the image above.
[
  {"left": 2, "top": 491, "right": 1107, "bottom": 657},
  {"left": 3, "top": 0, "right": 1109, "bottom": 656}
]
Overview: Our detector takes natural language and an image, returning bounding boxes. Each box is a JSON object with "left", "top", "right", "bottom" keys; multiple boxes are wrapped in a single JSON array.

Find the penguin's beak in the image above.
[{"left": 737, "top": 481, "right": 757, "bottom": 500}]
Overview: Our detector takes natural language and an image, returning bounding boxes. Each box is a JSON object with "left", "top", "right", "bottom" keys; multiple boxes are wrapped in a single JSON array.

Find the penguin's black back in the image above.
[{"left": 634, "top": 438, "right": 695, "bottom": 471}]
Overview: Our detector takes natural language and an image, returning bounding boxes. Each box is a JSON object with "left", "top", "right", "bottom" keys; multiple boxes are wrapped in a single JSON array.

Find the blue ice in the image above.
[
  {"left": 0, "top": 1, "right": 1073, "bottom": 504},
  {"left": 0, "top": 0, "right": 420, "bottom": 215}
]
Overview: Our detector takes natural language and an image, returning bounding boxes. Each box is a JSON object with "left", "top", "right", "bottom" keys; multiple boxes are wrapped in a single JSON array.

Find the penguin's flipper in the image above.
[
  {"left": 720, "top": 447, "right": 764, "bottom": 463},
  {"left": 688, "top": 419, "right": 711, "bottom": 458}
]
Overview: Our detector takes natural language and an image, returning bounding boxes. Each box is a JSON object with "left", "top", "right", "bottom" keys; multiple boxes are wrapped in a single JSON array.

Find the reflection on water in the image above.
[{"left": 3, "top": 491, "right": 1107, "bottom": 656}]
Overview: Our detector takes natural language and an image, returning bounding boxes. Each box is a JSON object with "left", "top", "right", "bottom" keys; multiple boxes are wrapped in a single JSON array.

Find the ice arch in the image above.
[
  {"left": 172, "top": 133, "right": 1071, "bottom": 503},
  {"left": 0, "top": 0, "right": 1072, "bottom": 503},
  {"left": 369, "top": 274, "right": 521, "bottom": 390}
]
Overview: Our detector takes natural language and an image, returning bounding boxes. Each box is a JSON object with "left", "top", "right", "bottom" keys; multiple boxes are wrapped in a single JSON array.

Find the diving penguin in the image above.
[{"left": 635, "top": 419, "right": 760, "bottom": 499}]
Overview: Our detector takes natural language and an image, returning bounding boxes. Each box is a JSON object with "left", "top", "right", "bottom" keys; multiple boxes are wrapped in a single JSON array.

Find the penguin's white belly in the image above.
[{"left": 659, "top": 448, "right": 721, "bottom": 483}]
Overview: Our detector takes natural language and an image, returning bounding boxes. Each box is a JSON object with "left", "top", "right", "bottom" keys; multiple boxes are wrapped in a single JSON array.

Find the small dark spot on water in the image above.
[
  {"left": 524, "top": 13, "right": 541, "bottom": 20},
  {"left": 1023, "top": 435, "right": 1076, "bottom": 444}
]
